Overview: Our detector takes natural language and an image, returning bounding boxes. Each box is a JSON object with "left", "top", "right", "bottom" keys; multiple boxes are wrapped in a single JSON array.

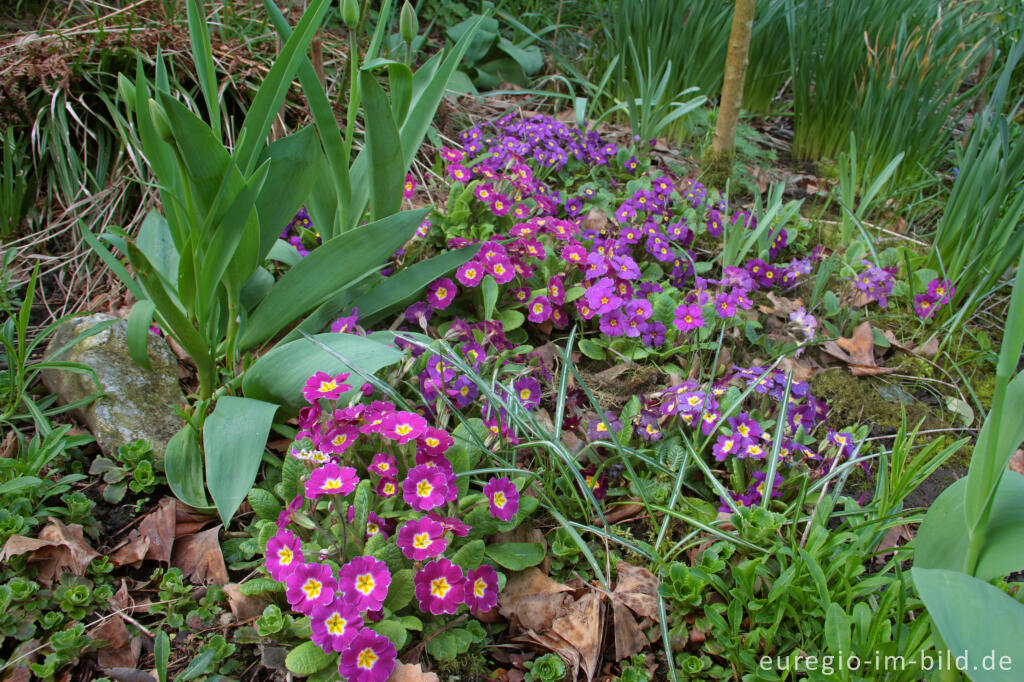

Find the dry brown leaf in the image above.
[
  {"left": 612, "top": 600, "right": 647, "bottom": 662},
  {"left": 1009, "top": 450, "right": 1024, "bottom": 475},
  {"left": 112, "top": 498, "right": 177, "bottom": 568},
  {"left": 778, "top": 356, "right": 818, "bottom": 383},
  {"left": 110, "top": 535, "right": 150, "bottom": 567},
  {"left": 914, "top": 337, "right": 940, "bottom": 358},
  {"left": 499, "top": 568, "right": 573, "bottom": 618},
  {"left": 553, "top": 591, "right": 604, "bottom": 681},
  {"left": 584, "top": 208, "right": 608, "bottom": 234},
  {"left": 91, "top": 615, "right": 141, "bottom": 670},
  {"left": 387, "top": 662, "right": 440, "bottom": 682},
  {"left": 171, "top": 526, "right": 227, "bottom": 585},
  {"left": 821, "top": 321, "right": 896, "bottom": 376},
  {"left": 0, "top": 518, "right": 98, "bottom": 585},
  {"left": 604, "top": 503, "right": 645, "bottom": 525},
  {"left": 874, "top": 524, "right": 913, "bottom": 564},
  {"left": 223, "top": 583, "right": 269, "bottom": 622},
  {"left": 612, "top": 564, "right": 660, "bottom": 622}
]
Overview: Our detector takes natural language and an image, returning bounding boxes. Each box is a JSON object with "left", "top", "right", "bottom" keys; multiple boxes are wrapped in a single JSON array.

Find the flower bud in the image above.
[
  {"left": 340, "top": 0, "right": 359, "bottom": 29},
  {"left": 117, "top": 74, "right": 136, "bottom": 113},
  {"left": 400, "top": 1, "right": 418, "bottom": 44},
  {"left": 147, "top": 98, "right": 174, "bottom": 143}
]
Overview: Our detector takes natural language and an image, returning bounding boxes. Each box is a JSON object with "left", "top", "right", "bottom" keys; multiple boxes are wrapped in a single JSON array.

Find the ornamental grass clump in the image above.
[{"left": 263, "top": 371, "right": 535, "bottom": 680}]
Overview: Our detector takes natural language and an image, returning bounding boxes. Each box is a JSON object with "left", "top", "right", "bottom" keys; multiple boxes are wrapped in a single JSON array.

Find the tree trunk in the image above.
[{"left": 712, "top": 0, "right": 757, "bottom": 158}]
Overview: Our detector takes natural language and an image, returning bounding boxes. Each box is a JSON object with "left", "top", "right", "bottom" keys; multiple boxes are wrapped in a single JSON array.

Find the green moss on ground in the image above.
[{"left": 811, "top": 368, "right": 948, "bottom": 433}]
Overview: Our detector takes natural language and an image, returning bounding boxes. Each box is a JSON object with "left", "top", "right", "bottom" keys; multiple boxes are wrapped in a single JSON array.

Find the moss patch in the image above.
[{"left": 811, "top": 368, "right": 948, "bottom": 434}]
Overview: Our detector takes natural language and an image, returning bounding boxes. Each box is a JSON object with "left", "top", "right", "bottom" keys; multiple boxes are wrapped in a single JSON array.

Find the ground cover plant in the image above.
[{"left": 1, "top": 1, "right": 1023, "bottom": 681}]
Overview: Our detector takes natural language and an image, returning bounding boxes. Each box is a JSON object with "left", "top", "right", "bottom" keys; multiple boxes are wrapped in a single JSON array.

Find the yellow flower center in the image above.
[
  {"left": 436, "top": 287, "right": 448, "bottom": 300},
  {"left": 357, "top": 648, "right": 378, "bottom": 670},
  {"left": 356, "top": 573, "right": 375, "bottom": 595},
  {"left": 430, "top": 577, "right": 451, "bottom": 598},
  {"left": 519, "top": 389, "right": 532, "bottom": 401},
  {"left": 326, "top": 613, "right": 347, "bottom": 635},
  {"left": 302, "top": 579, "right": 322, "bottom": 600},
  {"left": 278, "top": 547, "right": 293, "bottom": 565},
  {"left": 332, "top": 434, "right": 348, "bottom": 446},
  {"left": 416, "top": 480, "right": 434, "bottom": 498},
  {"left": 396, "top": 424, "right": 413, "bottom": 436},
  {"left": 413, "top": 532, "right": 431, "bottom": 549},
  {"left": 323, "top": 478, "right": 343, "bottom": 491},
  {"left": 367, "top": 523, "right": 379, "bottom": 535},
  {"left": 319, "top": 380, "right": 338, "bottom": 393},
  {"left": 738, "top": 424, "right": 750, "bottom": 437},
  {"left": 474, "top": 578, "right": 487, "bottom": 598},
  {"left": 492, "top": 491, "right": 507, "bottom": 509},
  {"left": 383, "top": 482, "right": 395, "bottom": 495}
]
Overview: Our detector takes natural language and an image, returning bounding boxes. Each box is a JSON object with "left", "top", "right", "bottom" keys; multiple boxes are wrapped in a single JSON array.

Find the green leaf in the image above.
[
  {"left": 450, "top": 539, "right": 485, "bottom": 571},
  {"left": 481, "top": 274, "right": 498, "bottom": 320},
  {"left": 352, "top": 244, "right": 478, "bottom": 328},
  {"left": 351, "top": 479, "right": 371, "bottom": 545},
  {"left": 247, "top": 488, "right": 282, "bottom": 521},
  {"left": 240, "top": 209, "right": 427, "bottom": 349},
  {"left": 916, "top": 472, "right": 1024, "bottom": 581},
  {"left": 242, "top": 333, "right": 403, "bottom": 408},
  {"left": 254, "top": 127, "right": 322, "bottom": 259},
  {"left": 912, "top": 567, "right": 1024, "bottom": 682},
  {"left": 177, "top": 649, "right": 217, "bottom": 681},
  {"left": 383, "top": 569, "right": 415, "bottom": 611},
  {"left": 235, "top": 0, "right": 333, "bottom": 175},
  {"left": 280, "top": 455, "right": 305, "bottom": 501},
  {"left": 155, "top": 631, "right": 169, "bottom": 682},
  {"left": 186, "top": 0, "right": 220, "bottom": 135},
  {"left": 425, "top": 626, "right": 476, "bottom": 661},
  {"left": 485, "top": 542, "right": 545, "bottom": 570},
  {"left": 165, "top": 425, "right": 209, "bottom": 509},
  {"left": 136, "top": 210, "right": 180, "bottom": 284},
  {"left": 239, "top": 578, "right": 284, "bottom": 596},
  {"left": 578, "top": 338, "right": 606, "bottom": 360},
  {"left": 370, "top": 619, "right": 408, "bottom": 650},
  {"left": 204, "top": 396, "right": 279, "bottom": 525},
  {"left": 495, "top": 38, "right": 543, "bottom": 74},
  {"left": 285, "top": 641, "right": 335, "bottom": 677},
  {"left": 126, "top": 300, "right": 156, "bottom": 370},
  {"left": 823, "top": 602, "right": 851, "bottom": 655},
  {"left": 498, "top": 308, "right": 525, "bottom": 333},
  {"left": 360, "top": 70, "right": 403, "bottom": 221}
]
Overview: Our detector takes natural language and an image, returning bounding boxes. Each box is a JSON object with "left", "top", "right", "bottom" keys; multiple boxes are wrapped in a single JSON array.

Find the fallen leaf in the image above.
[
  {"left": 499, "top": 568, "right": 573, "bottom": 618},
  {"left": 224, "top": 583, "right": 269, "bottom": 622},
  {"left": 2, "top": 638, "right": 39, "bottom": 682},
  {"left": 584, "top": 208, "right": 608, "bottom": 234},
  {"left": 113, "top": 498, "right": 177, "bottom": 567},
  {"left": 174, "top": 502, "right": 217, "bottom": 537},
  {"left": 604, "top": 503, "right": 645, "bottom": 525},
  {"left": 612, "top": 600, "right": 647, "bottom": 661},
  {"left": 552, "top": 591, "right": 604, "bottom": 681},
  {"left": 102, "top": 670, "right": 157, "bottom": 682},
  {"left": 874, "top": 524, "right": 913, "bottom": 564},
  {"left": 91, "top": 615, "right": 141, "bottom": 670},
  {"left": 914, "top": 337, "right": 940, "bottom": 358},
  {"left": 612, "top": 564, "right": 660, "bottom": 622},
  {"left": 1008, "top": 450, "right": 1024, "bottom": 475},
  {"left": 0, "top": 518, "right": 99, "bottom": 585},
  {"left": 171, "top": 525, "right": 227, "bottom": 585},
  {"left": 388, "top": 662, "right": 440, "bottom": 682},
  {"left": 778, "top": 356, "right": 818, "bottom": 383},
  {"left": 821, "top": 321, "right": 896, "bottom": 376}
]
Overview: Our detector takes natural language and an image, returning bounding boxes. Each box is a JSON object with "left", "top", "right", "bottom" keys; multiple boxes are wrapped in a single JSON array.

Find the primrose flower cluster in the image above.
[
  {"left": 404, "top": 113, "right": 813, "bottom": 354},
  {"left": 913, "top": 277, "right": 955, "bottom": 319},
  {"left": 265, "top": 371, "right": 526, "bottom": 681},
  {"left": 631, "top": 364, "right": 855, "bottom": 510}
]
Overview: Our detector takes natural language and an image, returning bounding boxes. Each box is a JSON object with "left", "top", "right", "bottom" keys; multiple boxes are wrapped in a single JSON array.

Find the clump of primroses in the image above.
[
  {"left": 265, "top": 371, "right": 532, "bottom": 681},
  {"left": 405, "top": 112, "right": 811, "bottom": 360},
  {"left": 913, "top": 277, "right": 955, "bottom": 320}
]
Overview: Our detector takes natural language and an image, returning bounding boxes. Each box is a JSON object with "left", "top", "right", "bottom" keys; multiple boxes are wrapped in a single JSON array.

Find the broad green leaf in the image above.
[
  {"left": 242, "top": 333, "right": 403, "bottom": 408},
  {"left": 450, "top": 539, "right": 485, "bottom": 571},
  {"left": 266, "top": 239, "right": 303, "bottom": 267},
  {"left": 485, "top": 542, "right": 545, "bottom": 570},
  {"left": 481, "top": 274, "right": 498, "bottom": 320},
  {"left": 278, "top": 275, "right": 379, "bottom": 345},
  {"left": 204, "top": 396, "right": 279, "bottom": 525},
  {"left": 498, "top": 308, "right": 525, "bottom": 333},
  {"left": 823, "top": 602, "right": 851, "bottom": 656},
  {"left": 164, "top": 425, "right": 209, "bottom": 509},
  {"left": 353, "top": 245, "right": 478, "bottom": 327},
  {"left": 578, "top": 338, "right": 606, "bottom": 360},
  {"left": 136, "top": 210, "right": 180, "bottom": 284},
  {"left": 496, "top": 38, "right": 543, "bottom": 74},
  {"left": 285, "top": 641, "right": 335, "bottom": 677},
  {"left": 155, "top": 631, "right": 169, "bottom": 682},
  {"left": 177, "top": 649, "right": 216, "bottom": 681},
  {"left": 916, "top": 472, "right": 1024, "bottom": 581},
  {"left": 383, "top": 569, "right": 415, "bottom": 611},
  {"left": 79, "top": 223, "right": 147, "bottom": 302},
  {"left": 425, "top": 626, "right": 476, "bottom": 661},
  {"left": 912, "top": 567, "right": 1024, "bottom": 682},
  {"left": 247, "top": 487, "right": 282, "bottom": 521},
  {"left": 351, "top": 479, "right": 371, "bottom": 547},
  {"left": 388, "top": 62, "right": 413, "bottom": 125},
  {"left": 240, "top": 209, "right": 427, "bottom": 349},
  {"left": 126, "top": 300, "right": 156, "bottom": 370},
  {"left": 360, "top": 70, "right": 403, "bottom": 221},
  {"left": 240, "top": 267, "right": 275, "bottom": 311},
  {"left": 370, "top": 619, "right": 408, "bottom": 650},
  {"left": 186, "top": 0, "right": 220, "bottom": 135},
  {"left": 235, "top": 0, "right": 333, "bottom": 175},
  {"left": 254, "top": 127, "right": 322, "bottom": 259},
  {"left": 445, "top": 14, "right": 498, "bottom": 65}
]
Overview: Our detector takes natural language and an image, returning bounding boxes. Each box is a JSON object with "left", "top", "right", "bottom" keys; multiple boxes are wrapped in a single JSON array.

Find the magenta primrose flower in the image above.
[
  {"left": 673, "top": 303, "right": 704, "bottom": 333},
  {"left": 402, "top": 464, "right": 450, "bottom": 511},
  {"left": 426, "top": 278, "right": 457, "bottom": 310},
  {"left": 456, "top": 260, "right": 485, "bottom": 287},
  {"left": 338, "top": 556, "right": 391, "bottom": 613},
  {"left": 379, "top": 410, "right": 428, "bottom": 444},
  {"left": 527, "top": 295, "right": 552, "bottom": 323},
  {"left": 305, "top": 462, "right": 359, "bottom": 499},
  {"left": 464, "top": 565, "right": 500, "bottom": 614},
  {"left": 414, "top": 558, "right": 466, "bottom": 615},
  {"left": 483, "top": 477, "right": 520, "bottom": 521},
  {"left": 369, "top": 452, "right": 397, "bottom": 477},
  {"left": 418, "top": 427, "right": 454, "bottom": 456},
  {"left": 265, "top": 529, "right": 303, "bottom": 581},
  {"left": 286, "top": 562, "right": 337, "bottom": 615},
  {"left": 338, "top": 628, "right": 396, "bottom": 682},
  {"left": 311, "top": 599, "right": 362, "bottom": 653},
  {"left": 302, "top": 371, "right": 352, "bottom": 403},
  {"left": 397, "top": 516, "right": 449, "bottom": 560}
]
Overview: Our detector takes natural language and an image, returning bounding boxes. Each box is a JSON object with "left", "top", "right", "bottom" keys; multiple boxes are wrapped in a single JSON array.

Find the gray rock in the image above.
[{"left": 41, "top": 313, "right": 185, "bottom": 458}]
